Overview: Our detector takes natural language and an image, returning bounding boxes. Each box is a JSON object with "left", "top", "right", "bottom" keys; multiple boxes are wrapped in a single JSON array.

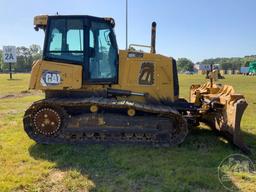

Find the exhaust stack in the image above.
[{"left": 151, "top": 22, "right": 157, "bottom": 54}]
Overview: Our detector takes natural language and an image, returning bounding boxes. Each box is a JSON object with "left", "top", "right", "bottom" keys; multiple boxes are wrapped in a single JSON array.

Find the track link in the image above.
[{"left": 23, "top": 97, "right": 188, "bottom": 146}]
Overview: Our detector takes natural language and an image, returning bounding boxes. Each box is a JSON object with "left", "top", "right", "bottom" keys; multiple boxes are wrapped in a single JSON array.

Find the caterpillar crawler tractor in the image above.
[{"left": 24, "top": 15, "right": 249, "bottom": 152}]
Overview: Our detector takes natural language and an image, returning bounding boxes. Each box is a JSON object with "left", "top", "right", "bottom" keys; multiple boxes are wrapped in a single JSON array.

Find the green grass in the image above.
[
  {"left": 0, "top": 74, "right": 31, "bottom": 95},
  {"left": 0, "top": 73, "right": 255, "bottom": 192}
]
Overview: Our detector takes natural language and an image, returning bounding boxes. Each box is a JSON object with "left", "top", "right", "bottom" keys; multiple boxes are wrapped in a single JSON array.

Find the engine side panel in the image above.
[{"left": 112, "top": 50, "right": 177, "bottom": 101}]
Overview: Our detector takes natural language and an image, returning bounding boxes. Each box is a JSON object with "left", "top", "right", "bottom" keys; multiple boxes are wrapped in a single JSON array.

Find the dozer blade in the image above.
[{"left": 190, "top": 83, "right": 250, "bottom": 153}]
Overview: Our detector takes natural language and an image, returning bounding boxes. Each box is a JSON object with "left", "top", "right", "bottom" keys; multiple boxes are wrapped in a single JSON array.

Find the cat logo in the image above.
[
  {"left": 138, "top": 62, "right": 155, "bottom": 85},
  {"left": 40, "top": 70, "right": 61, "bottom": 87}
]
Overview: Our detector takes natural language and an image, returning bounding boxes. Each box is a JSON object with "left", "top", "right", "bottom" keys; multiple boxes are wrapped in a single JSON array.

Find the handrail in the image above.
[{"left": 129, "top": 44, "right": 152, "bottom": 50}]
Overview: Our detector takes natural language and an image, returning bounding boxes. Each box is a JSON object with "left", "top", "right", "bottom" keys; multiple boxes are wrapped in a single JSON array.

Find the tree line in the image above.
[
  {"left": 176, "top": 56, "right": 256, "bottom": 73},
  {"left": 0, "top": 44, "right": 42, "bottom": 72}
]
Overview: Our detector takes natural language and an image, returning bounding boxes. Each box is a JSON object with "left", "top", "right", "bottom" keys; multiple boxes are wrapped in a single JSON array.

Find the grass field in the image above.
[{"left": 0, "top": 73, "right": 255, "bottom": 192}]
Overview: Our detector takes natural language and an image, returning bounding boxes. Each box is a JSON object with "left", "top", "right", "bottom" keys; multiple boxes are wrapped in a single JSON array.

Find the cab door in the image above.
[{"left": 85, "top": 20, "right": 118, "bottom": 84}]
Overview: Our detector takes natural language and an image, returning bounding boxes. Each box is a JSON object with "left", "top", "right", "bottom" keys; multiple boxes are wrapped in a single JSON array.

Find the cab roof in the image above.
[{"left": 34, "top": 15, "right": 115, "bottom": 31}]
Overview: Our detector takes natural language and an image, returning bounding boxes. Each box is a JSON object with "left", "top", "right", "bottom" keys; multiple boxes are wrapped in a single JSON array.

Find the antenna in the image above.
[{"left": 126, "top": 0, "right": 128, "bottom": 50}]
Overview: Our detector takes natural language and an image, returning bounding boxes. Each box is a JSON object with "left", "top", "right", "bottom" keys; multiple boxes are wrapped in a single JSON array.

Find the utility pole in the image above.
[{"left": 126, "top": 0, "right": 128, "bottom": 50}]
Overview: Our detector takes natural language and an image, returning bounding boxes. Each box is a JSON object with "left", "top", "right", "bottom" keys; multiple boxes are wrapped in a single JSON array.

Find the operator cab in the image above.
[{"left": 39, "top": 15, "right": 118, "bottom": 84}]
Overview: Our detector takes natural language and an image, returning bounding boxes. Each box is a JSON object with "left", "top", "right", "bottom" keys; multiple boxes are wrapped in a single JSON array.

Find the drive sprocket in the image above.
[{"left": 33, "top": 108, "right": 62, "bottom": 136}]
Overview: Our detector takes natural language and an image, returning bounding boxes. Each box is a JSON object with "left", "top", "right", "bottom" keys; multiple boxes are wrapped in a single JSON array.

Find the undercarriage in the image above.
[{"left": 23, "top": 97, "right": 189, "bottom": 146}]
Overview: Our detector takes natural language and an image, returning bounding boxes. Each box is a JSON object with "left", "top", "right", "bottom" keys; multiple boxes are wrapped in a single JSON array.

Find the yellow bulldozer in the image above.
[{"left": 23, "top": 15, "right": 249, "bottom": 153}]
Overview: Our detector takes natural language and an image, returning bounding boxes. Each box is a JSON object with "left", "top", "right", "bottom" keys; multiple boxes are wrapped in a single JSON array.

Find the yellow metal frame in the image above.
[{"left": 29, "top": 50, "right": 176, "bottom": 102}]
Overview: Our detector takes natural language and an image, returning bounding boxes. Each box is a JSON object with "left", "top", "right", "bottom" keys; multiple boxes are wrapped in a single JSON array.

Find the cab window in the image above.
[{"left": 46, "top": 18, "right": 84, "bottom": 63}]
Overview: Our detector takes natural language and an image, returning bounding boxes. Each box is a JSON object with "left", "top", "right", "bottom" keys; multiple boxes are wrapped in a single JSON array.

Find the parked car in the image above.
[{"left": 184, "top": 71, "right": 194, "bottom": 75}]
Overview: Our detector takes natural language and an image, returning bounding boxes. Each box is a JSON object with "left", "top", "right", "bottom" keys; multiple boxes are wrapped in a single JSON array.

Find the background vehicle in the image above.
[
  {"left": 249, "top": 61, "right": 256, "bottom": 75},
  {"left": 184, "top": 71, "right": 194, "bottom": 75}
]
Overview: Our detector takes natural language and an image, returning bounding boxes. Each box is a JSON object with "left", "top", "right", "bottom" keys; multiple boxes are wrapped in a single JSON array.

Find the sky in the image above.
[{"left": 0, "top": 0, "right": 255, "bottom": 62}]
